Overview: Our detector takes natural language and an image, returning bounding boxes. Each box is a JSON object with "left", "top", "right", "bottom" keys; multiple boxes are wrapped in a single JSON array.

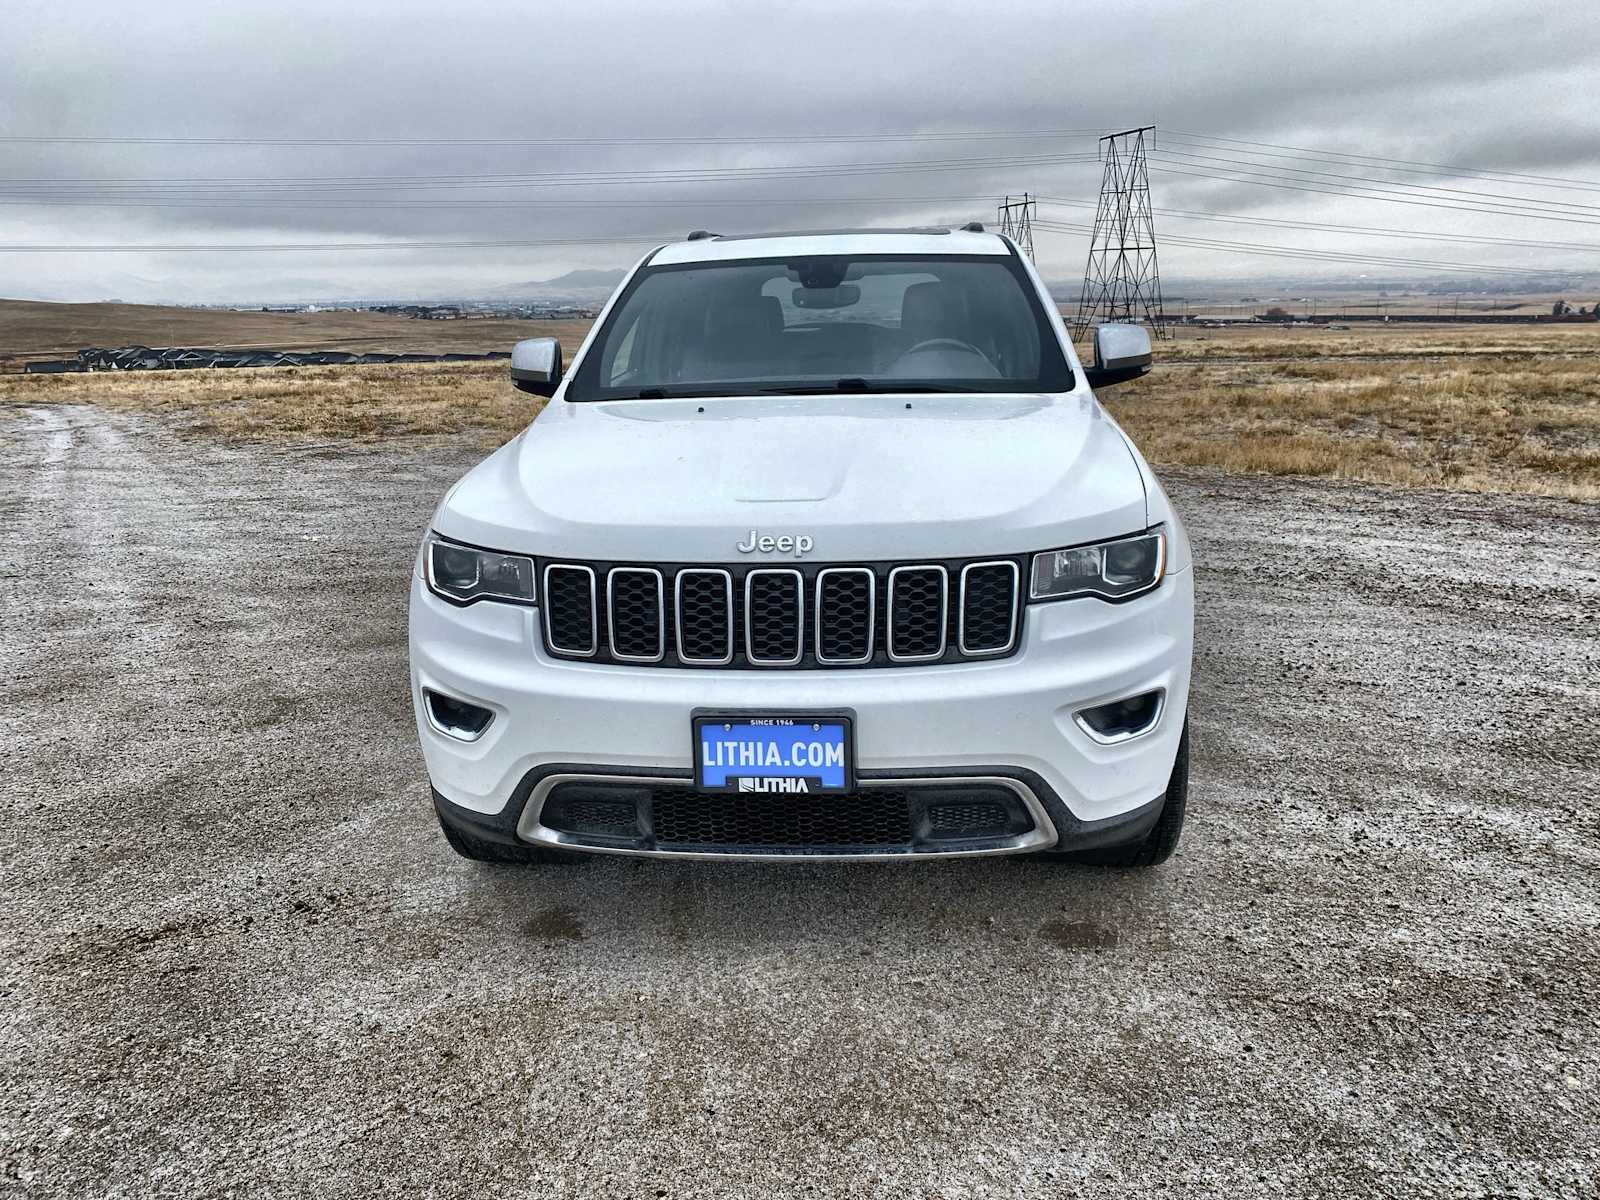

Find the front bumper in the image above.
[{"left": 409, "top": 565, "right": 1193, "bottom": 859}]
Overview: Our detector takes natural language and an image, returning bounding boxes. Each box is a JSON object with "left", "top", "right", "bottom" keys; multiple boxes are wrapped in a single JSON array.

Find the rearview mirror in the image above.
[
  {"left": 1084, "top": 323, "right": 1153, "bottom": 389},
  {"left": 511, "top": 337, "right": 563, "bottom": 397},
  {"left": 792, "top": 284, "right": 860, "bottom": 309}
]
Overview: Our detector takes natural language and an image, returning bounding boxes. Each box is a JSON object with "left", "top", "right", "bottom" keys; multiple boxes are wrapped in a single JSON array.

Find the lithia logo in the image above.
[
  {"left": 736, "top": 529, "right": 814, "bottom": 557},
  {"left": 738, "top": 777, "right": 811, "bottom": 793}
]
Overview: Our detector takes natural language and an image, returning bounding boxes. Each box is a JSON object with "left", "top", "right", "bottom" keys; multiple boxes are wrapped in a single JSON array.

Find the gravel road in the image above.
[{"left": 3, "top": 404, "right": 1597, "bottom": 1199}]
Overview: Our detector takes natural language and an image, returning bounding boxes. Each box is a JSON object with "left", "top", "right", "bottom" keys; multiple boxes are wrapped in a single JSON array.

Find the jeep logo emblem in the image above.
[{"left": 736, "top": 529, "right": 814, "bottom": 557}]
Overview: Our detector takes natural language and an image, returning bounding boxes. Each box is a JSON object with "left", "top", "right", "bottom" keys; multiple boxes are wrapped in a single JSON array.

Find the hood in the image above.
[{"left": 435, "top": 391, "right": 1147, "bottom": 562}]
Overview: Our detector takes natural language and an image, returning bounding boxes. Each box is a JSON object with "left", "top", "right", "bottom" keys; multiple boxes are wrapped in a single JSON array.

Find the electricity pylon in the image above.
[
  {"left": 1072, "top": 126, "right": 1168, "bottom": 339},
  {"left": 997, "top": 192, "right": 1036, "bottom": 261}
]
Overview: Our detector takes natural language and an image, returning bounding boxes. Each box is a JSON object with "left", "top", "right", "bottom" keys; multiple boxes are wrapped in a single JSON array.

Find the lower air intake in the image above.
[
  {"left": 537, "top": 781, "right": 1034, "bottom": 854},
  {"left": 654, "top": 790, "right": 913, "bottom": 848}
]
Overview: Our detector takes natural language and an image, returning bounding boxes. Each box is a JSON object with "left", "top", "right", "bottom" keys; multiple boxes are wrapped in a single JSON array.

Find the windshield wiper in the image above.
[{"left": 757, "top": 379, "right": 980, "bottom": 395}]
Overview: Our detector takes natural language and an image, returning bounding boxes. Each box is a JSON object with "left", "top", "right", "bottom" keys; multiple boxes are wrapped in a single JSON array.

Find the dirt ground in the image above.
[{"left": 2, "top": 405, "right": 1597, "bottom": 1198}]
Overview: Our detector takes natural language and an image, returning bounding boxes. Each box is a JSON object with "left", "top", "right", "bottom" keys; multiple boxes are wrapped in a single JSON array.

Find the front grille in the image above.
[
  {"left": 655, "top": 790, "right": 912, "bottom": 848},
  {"left": 538, "top": 555, "right": 1022, "bottom": 669},
  {"left": 537, "top": 780, "right": 1035, "bottom": 853}
]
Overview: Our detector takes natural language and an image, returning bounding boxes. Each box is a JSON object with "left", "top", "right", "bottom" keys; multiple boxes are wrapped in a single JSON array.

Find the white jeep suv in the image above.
[{"left": 409, "top": 227, "right": 1194, "bottom": 867}]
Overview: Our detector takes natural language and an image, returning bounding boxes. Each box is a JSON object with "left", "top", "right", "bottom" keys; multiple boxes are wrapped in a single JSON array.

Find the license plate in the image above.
[{"left": 693, "top": 713, "right": 854, "bottom": 794}]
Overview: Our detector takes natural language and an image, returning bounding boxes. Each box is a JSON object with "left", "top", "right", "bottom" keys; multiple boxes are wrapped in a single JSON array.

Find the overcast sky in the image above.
[{"left": 2, "top": 0, "right": 1597, "bottom": 303}]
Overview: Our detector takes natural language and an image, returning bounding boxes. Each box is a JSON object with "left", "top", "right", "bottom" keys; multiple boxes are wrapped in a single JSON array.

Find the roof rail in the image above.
[
  {"left": 685, "top": 230, "right": 720, "bottom": 241},
  {"left": 961, "top": 221, "right": 985, "bottom": 233}
]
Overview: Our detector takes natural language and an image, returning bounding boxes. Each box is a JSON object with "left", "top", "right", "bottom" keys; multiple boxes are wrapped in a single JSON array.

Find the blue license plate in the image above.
[{"left": 694, "top": 714, "right": 854, "bottom": 794}]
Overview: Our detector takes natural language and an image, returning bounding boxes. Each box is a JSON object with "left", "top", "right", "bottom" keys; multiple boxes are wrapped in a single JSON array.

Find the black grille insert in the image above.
[
  {"left": 814, "top": 568, "right": 875, "bottom": 663},
  {"left": 745, "top": 570, "right": 803, "bottom": 665},
  {"left": 541, "top": 784, "right": 645, "bottom": 839},
  {"left": 888, "top": 565, "right": 947, "bottom": 661},
  {"left": 607, "top": 568, "right": 664, "bottom": 661},
  {"left": 927, "top": 802, "right": 1010, "bottom": 837},
  {"left": 675, "top": 569, "right": 734, "bottom": 664},
  {"left": 655, "top": 790, "right": 913, "bottom": 848},
  {"left": 544, "top": 565, "right": 597, "bottom": 655},
  {"left": 960, "top": 562, "right": 1019, "bottom": 654}
]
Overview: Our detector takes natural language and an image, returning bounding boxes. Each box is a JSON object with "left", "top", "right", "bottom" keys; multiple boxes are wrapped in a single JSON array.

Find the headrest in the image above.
[{"left": 901, "top": 281, "right": 967, "bottom": 342}]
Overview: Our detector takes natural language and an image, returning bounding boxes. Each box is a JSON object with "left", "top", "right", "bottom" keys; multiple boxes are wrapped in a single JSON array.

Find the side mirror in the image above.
[
  {"left": 1084, "top": 323, "right": 1153, "bottom": 389},
  {"left": 511, "top": 337, "right": 563, "bottom": 397}
]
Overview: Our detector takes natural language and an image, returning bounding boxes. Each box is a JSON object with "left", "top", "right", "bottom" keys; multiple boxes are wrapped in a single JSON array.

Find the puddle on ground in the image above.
[
  {"left": 522, "top": 905, "right": 585, "bottom": 942},
  {"left": 1040, "top": 918, "right": 1119, "bottom": 950}
]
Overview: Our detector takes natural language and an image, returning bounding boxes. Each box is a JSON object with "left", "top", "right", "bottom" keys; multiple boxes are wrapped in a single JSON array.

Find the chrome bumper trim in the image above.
[{"left": 516, "top": 772, "right": 1058, "bottom": 861}]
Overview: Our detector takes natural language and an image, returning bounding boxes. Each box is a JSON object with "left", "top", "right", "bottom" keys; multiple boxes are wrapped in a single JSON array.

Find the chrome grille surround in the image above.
[
  {"left": 744, "top": 568, "right": 805, "bottom": 666},
  {"left": 958, "top": 560, "right": 1021, "bottom": 656},
  {"left": 542, "top": 563, "right": 598, "bottom": 657},
  {"left": 886, "top": 564, "right": 948, "bottom": 662},
  {"left": 813, "top": 567, "right": 876, "bottom": 665},
  {"left": 673, "top": 567, "right": 735, "bottom": 666},
  {"left": 605, "top": 566, "right": 665, "bottom": 663}
]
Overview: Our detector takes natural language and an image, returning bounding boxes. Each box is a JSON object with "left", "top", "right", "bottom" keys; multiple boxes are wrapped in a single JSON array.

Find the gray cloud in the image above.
[{"left": 2, "top": 0, "right": 1597, "bottom": 301}]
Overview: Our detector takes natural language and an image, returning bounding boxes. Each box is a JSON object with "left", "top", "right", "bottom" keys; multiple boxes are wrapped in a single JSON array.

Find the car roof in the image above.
[{"left": 650, "top": 227, "right": 1011, "bottom": 266}]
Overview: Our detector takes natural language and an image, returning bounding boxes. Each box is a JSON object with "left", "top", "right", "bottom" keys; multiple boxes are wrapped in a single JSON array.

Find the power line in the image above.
[
  {"left": 0, "top": 194, "right": 998, "bottom": 211},
  {"left": 1042, "top": 220, "right": 1563, "bottom": 274},
  {"left": 0, "top": 153, "right": 1103, "bottom": 205},
  {"left": 11, "top": 181, "right": 1597, "bottom": 256},
  {"left": 1036, "top": 218, "right": 1573, "bottom": 276},
  {"left": 0, "top": 128, "right": 1103, "bottom": 149},
  {"left": 0, "top": 233, "right": 683, "bottom": 253},
  {"left": 1164, "top": 129, "right": 1600, "bottom": 192},
  {"left": 1153, "top": 147, "right": 1600, "bottom": 214},
  {"left": 1161, "top": 135, "right": 1600, "bottom": 198},
  {"left": 0, "top": 152, "right": 1099, "bottom": 188},
  {"left": 1147, "top": 165, "right": 1600, "bottom": 227},
  {"left": 1037, "top": 196, "right": 1600, "bottom": 252}
]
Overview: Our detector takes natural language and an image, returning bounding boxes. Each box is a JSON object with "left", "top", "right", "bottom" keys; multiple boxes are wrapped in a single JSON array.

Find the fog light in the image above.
[
  {"left": 424, "top": 689, "right": 494, "bottom": 741},
  {"left": 1075, "top": 689, "right": 1165, "bottom": 744}
]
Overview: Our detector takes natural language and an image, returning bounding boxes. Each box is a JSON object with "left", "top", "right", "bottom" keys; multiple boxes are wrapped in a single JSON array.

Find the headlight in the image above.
[
  {"left": 424, "top": 533, "right": 536, "bottom": 605},
  {"left": 1030, "top": 528, "right": 1166, "bottom": 602}
]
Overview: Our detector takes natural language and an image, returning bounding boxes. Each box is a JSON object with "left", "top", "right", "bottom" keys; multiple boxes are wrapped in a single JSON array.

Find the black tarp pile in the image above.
[{"left": 23, "top": 346, "right": 511, "bottom": 374}]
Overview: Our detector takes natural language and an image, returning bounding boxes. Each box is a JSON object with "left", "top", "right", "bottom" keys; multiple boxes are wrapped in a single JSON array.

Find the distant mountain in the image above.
[{"left": 487, "top": 268, "right": 627, "bottom": 300}]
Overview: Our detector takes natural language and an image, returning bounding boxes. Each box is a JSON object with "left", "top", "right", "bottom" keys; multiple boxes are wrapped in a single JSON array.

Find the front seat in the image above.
[
  {"left": 900, "top": 281, "right": 970, "bottom": 346},
  {"left": 681, "top": 294, "right": 783, "bottom": 380}
]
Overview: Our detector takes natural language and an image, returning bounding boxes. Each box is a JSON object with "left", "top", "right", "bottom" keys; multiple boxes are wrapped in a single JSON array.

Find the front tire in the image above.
[{"left": 1055, "top": 721, "right": 1190, "bottom": 868}]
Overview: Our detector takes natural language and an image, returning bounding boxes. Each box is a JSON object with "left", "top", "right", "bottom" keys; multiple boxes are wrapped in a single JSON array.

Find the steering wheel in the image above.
[{"left": 900, "top": 337, "right": 986, "bottom": 359}]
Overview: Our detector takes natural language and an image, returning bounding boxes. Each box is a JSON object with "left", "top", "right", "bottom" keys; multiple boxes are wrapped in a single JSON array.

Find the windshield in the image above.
[{"left": 566, "top": 253, "right": 1073, "bottom": 400}]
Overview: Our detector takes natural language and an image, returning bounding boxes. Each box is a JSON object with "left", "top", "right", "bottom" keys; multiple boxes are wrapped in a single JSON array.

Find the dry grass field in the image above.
[
  {"left": 1119, "top": 324, "right": 1600, "bottom": 498},
  {"left": 0, "top": 297, "right": 593, "bottom": 370},
  {"left": 1161, "top": 320, "right": 1600, "bottom": 361},
  {"left": 2, "top": 360, "right": 530, "bottom": 440},
  {"left": 2, "top": 317, "right": 1596, "bottom": 499}
]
